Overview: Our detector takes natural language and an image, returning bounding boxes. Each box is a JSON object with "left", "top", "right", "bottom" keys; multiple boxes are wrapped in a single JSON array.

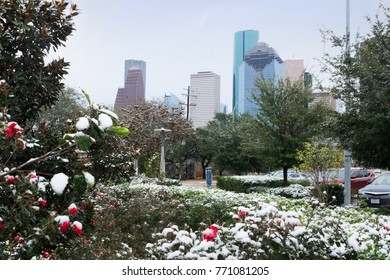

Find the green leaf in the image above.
[
  {"left": 82, "top": 89, "right": 91, "bottom": 106},
  {"left": 75, "top": 135, "right": 95, "bottom": 151},
  {"left": 106, "top": 126, "right": 130, "bottom": 137},
  {"left": 74, "top": 175, "right": 87, "bottom": 196}
]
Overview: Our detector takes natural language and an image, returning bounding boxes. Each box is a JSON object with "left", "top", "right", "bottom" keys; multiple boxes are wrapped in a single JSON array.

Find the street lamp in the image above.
[{"left": 154, "top": 127, "right": 171, "bottom": 177}]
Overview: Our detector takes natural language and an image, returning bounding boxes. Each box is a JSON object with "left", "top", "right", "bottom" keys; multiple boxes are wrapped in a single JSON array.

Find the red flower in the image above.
[
  {"left": 38, "top": 198, "right": 46, "bottom": 207},
  {"left": 42, "top": 251, "right": 51, "bottom": 259},
  {"left": 209, "top": 224, "right": 219, "bottom": 234},
  {"left": 73, "top": 221, "right": 83, "bottom": 235},
  {"left": 7, "top": 176, "right": 15, "bottom": 184},
  {"left": 68, "top": 203, "right": 78, "bottom": 215},
  {"left": 238, "top": 210, "right": 247, "bottom": 218},
  {"left": 0, "top": 218, "right": 3, "bottom": 230},
  {"left": 5, "top": 122, "right": 22, "bottom": 138},
  {"left": 202, "top": 228, "right": 217, "bottom": 242},
  {"left": 14, "top": 235, "right": 20, "bottom": 242},
  {"left": 60, "top": 221, "right": 70, "bottom": 232}
]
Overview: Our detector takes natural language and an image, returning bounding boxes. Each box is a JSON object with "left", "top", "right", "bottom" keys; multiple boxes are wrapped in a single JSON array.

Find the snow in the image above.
[
  {"left": 75, "top": 117, "right": 89, "bottom": 130},
  {"left": 290, "top": 226, "right": 307, "bottom": 237},
  {"left": 99, "top": 108, "right": 118, "bottom": 120},
  {"left": 50, "top": 173, "right": 69, "bottom": 195},
  {"left": 83, "top": 171, "right": 95, "bottom": 186},
  {"left": 348, "top": 232, "right": 361, "bottom": 252},
  {"left": 54, "top": 215, "right": 70, "bottom": 224},
  {"left": 98, "top": 113, "right": 113, "bottom": 129}
]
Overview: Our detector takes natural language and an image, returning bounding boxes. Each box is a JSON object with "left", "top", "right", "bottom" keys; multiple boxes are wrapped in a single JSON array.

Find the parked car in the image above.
[
  {"left": 272, "top": 170, "right": 306, "bottom": 180},
  {"left": 358, "top": 173, "right": 390, "bottom": 208},
  {"left": 328, "top": 168, "right": 376, "bottom": 192}
]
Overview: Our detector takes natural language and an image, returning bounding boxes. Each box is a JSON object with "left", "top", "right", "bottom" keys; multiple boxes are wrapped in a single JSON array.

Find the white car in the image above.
[{"left": 272, "top": 171, "right": 306, "bottom": 180}]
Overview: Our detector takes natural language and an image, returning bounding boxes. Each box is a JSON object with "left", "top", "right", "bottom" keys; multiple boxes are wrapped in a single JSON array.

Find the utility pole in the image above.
[
  {"left": 180, "top": 86, "right": 197, "bottom": 120},
  {"left": 344, "top": 0, "right": 352, "bottom": 206}
]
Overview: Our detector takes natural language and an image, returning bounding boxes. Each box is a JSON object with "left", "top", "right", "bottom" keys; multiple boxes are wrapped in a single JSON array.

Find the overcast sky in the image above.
[{"left": 55, "top": 0, "right": 390, "bottom": 110}]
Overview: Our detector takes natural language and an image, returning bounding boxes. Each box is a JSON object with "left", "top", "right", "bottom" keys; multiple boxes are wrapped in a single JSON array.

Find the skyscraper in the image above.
[
  {"left": 237, "top": 42, "right": 285, "bottom": 115},
  {"left": 233, "top": 30, "right": 259, "bottom": 113},
  {"left": 124, "top": 59, "right": 146, "bottom": 86},
  {"left": 285, "top": 59, "right": 305, "bottom": 83},
  {"left": 114, "top": 66, "right": 145, "bottom": 109},
  {"left": 190, "top": 71, "right": 220, "bottom": 128}
]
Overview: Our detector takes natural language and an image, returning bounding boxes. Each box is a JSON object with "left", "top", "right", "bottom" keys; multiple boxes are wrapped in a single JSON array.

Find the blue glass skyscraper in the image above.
[
  {"left": 233, "top": 30, "right": 259, "bottom": 114},
  {"left": 238, "top": 42, "right": 285, "bottom": 115}
]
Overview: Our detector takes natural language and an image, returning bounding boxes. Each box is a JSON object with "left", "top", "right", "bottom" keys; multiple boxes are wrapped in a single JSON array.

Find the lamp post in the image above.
[{"left": 154, "top": 127, "right": 171, "bottom": 177}]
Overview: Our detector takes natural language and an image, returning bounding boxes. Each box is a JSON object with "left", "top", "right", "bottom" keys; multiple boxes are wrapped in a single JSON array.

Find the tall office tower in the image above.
[
  {"left": 114, "top": 67, "right": 145, "bottom": 109},
  {"left": 233, "top": 30, "right": 259, "bottom": 114},
  {"left": 285, "top": 59, "right": 304, "bottom": 83},
  {"left": 124, "top": 59, "right": 146, "bottom": 86},
  {"left": 237, "top": 42, "right": 285, "bottom": 115},
  {"left": 190, "top": 71, "right": 220, "bottom": 128}
]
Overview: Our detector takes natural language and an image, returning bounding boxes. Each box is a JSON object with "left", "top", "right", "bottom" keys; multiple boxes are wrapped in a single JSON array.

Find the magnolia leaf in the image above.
[
  {"left": 106, "top": 126, "right": 130, "bottom": 137},
  {"left": 74, "top": 175, "right": 87, "bottom": 196},
  {"left": 75, "top": 135, "right": 95, "bottom": 151},
  {"left": 81, "top": 89, "right": 91, "bottom": 106}
]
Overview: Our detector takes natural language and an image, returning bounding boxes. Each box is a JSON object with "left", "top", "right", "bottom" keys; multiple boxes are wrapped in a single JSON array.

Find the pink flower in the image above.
[
  {"left": 73, "top": 221, "right": 83, "bottom": 235},
  {"left": 38, "top": 198, "right": 46, "bottom": 207},
  {"left": 202, "top": 228, "right": 217, "bottom": 242},
  {"left": 385, "top": 226, "right": 390, "bottom": 231},
  {"left": 60, "top": 221, "right": 70, "bottom": 232},
  {"left": 68, "top": 203, "right": 78, "bottom": 215},
  {"left": 7, "top": 176, "right": 15, "bottom": 184},
  {"left": 5, "top": 122, "right": 22, "bottom": 138},
  {"left": 238, "top": 210, "right": 247, "bottom": 218},
  {"left": 27, "top": 172, "right": 38, "bottom": 185}
]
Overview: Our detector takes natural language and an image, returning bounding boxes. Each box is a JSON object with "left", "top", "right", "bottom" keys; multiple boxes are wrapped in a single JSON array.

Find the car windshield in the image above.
[{"left": 373, "top": 174, "right": 390, "bottom": 185}]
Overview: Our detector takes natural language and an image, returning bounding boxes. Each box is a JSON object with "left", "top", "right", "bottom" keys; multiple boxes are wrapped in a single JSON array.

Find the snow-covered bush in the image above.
[
  {"left": 141, "top": 186, "right": 390, "bottom": 260},
  {"left": 266, "top": 184, "right": 312, "bottom": 199}
]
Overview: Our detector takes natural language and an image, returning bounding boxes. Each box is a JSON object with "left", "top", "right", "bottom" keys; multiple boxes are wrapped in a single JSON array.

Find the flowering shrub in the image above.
[{"left": 0, "top": 91, "right": 129, "bottom": 260}]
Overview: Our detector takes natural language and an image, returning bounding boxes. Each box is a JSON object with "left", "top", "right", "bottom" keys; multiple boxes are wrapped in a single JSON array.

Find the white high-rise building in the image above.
[{"left": 190, "top": 71, "right": 220, "bottom": 128}]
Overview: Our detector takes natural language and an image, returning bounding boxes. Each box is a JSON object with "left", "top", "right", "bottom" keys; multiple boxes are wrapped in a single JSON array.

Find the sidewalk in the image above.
[{"left": 180, "top": 179, "right": 216, "bottom": 188}]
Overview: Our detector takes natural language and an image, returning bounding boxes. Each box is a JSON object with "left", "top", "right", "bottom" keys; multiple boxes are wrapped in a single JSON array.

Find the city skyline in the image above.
[{"left": 54, "top": 0, "right": 390, "bottom": 111}]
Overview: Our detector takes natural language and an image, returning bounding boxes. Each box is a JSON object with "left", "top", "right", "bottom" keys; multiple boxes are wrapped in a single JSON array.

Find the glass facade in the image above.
[
  {"left": 237, "top": 42, "right": 285, "bottom": 115},
  {"left": 233, "top": 30, "right": 259, "bottom": 113}
]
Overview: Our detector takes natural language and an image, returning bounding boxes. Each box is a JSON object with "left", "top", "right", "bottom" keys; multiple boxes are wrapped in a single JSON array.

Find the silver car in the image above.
[{"left": 358, "top": 173, "right": 390, "bottom": 208}]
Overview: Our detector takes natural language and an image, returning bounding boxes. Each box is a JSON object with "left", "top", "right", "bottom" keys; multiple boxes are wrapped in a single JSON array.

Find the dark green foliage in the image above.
[
  {"left": 217, "top": 176, "right": 288, "bottom": 193},
  {"left": 0, "top": 0, "right": 78, "bottom": 124},
  {"left": 312, "top": 183, "right": 344, "bottom": 206},
  {"left": 322, "top": 5, "right": 390, "bottom": 169},
  {"left": 195, "top": 113, "right": 262, "bottom": 177}
]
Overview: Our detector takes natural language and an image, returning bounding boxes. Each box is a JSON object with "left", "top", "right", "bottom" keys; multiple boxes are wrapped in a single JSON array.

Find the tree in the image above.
[
  {"left": 195, "top": 113, "right": 261, "bottom": 177},
  {"left": 0, "top": 0, "right": 78, "bottom": 124},
  {"left": 297, "top": 138, "right": 344, "bottom": 202},
  {"left": 118, "top": 101, "right": 194, "bottom": 178},
  {"left": 248, "top": 78, "right": 331, "bottom": 185},
  {"left": 322, "top": 4, "right": 390, "bottom": 169},
  {"left": 37, "top": 87, "right": 87, "bottom": 133}
]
